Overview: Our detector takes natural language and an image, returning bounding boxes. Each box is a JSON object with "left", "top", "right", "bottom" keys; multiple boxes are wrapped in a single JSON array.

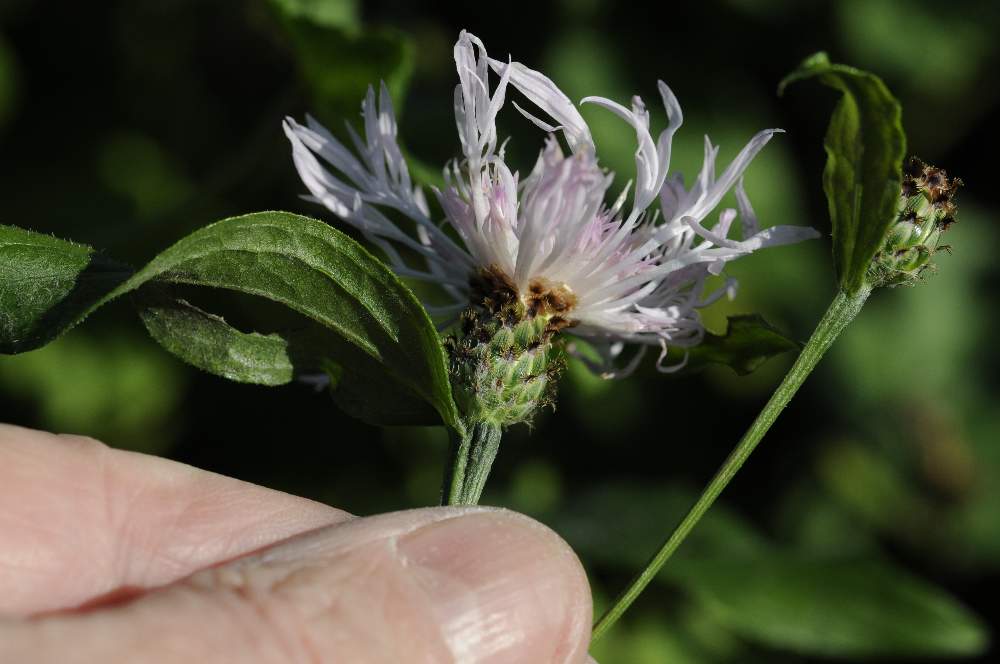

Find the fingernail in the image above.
[{"left": 400, "top": 510, "right": 592, "bottom": 663}]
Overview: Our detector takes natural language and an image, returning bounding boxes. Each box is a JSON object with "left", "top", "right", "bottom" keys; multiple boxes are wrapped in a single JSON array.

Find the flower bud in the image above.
[
  {"left": 868, "top": 157, "right": 960, "bottom": 287},
  {"left": 445, "top": 267, "right": 569, "bottom": 428}
]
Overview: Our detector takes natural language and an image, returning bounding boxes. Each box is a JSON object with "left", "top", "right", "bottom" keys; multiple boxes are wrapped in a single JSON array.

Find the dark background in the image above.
[{"left": 2, "top": 0, "right": 998, "bottom": 661}]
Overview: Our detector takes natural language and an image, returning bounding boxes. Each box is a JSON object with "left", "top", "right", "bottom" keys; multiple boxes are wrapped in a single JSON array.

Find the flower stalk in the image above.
[
  {"left": 441, "top": 421, "right": 503, "bottom": 505},
  {"left": 592, "top": 282, "right": 872, "bottom": 643},
  {"left": 591, "top": 153, "right": 960, "bottom": 641},
  {"left": 440, "top": 267, "right": 569, "bottom": 505}
]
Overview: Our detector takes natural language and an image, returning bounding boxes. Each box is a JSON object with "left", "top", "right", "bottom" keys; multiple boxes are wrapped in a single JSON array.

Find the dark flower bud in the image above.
[{"left": 868, "top": 157, "right": 960, "bottom": 288}]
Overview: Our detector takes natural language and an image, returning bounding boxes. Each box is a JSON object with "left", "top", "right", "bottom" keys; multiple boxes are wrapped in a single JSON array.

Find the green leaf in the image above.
[
  {"left": 132, "top": 211, "right": 459, "bottom": 428},
  {"left": 669, "top": 555, "right": 989, "bottom": 658},
  {"left": 685, "top": 314, "right": 800, "bottom": 375},
  {"left": 0, "top": 225, "right": 129, "bottom": 353},
  {"left": 271, "top": 0, "right": 413, "bottom": 125},
  {"left": 267, "top": 0, "right": 444, "bottom": 188},
  {"left": 269, "top": 0, "right": 359, "bottom": 30},
  {"left": 138, "top": 295, "right": 441, "bottom": 426},
  {"left": 779, "top": 52, "right": 906, "bottom": 294},
  {"left": 1, "top": 213, "right": 460, "bottom": 430},
  {"left": 138, "top": 296, "right": 295, "bottom": 386},
  {"left": 553, "top": 483, "right": 768, "bottom": 571},
  {"left": 0, "top": 331, "right": 185, "bottom": 455},
  {"left": 316, "top": 337, "right": 443, "bottom": 426}
]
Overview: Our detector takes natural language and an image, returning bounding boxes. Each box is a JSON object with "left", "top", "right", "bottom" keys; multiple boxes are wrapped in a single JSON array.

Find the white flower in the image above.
[{"left": 284, "top": 30, "right": 819, "bottom": 378}]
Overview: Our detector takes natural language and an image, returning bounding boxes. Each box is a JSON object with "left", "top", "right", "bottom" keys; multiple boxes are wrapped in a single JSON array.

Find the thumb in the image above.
[{"left": 3, "top": 506, "right": 593, "bottom": 663}]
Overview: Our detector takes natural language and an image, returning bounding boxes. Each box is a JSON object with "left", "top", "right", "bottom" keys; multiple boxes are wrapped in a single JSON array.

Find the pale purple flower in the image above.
[{"left": 284, "top": 31, "right": 818, "bottom": 378}]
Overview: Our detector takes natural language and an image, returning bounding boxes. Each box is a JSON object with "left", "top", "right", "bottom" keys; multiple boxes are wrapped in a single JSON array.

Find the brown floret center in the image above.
[{"left": 469, "top": 266, "right": 578, "bottom": 333}]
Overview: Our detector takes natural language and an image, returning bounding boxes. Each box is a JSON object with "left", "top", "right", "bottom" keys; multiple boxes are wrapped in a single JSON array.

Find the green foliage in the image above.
[
  {"left": 575, "top": 314, "right": 799, "bottom": 381},
  {"left": 0, "top": 214, "right": 460, "bottom": 430},
  {"left": 554, "top": 483, "right": 768, "bottom": 570},
  {"left": 561, "top": 483, "right": 988, "bottom": 660},
  {"left": 0, "top": 332, "right": 185, "bottom": 454},
  {"left": 138, "top": 296, "right": 294, "bottom": 386},
  {"left": 2, "top": 4, "right": 997, "bottom": 660},
  {"left": 269, "top": 0, "right": 413, "bottom": 126},
  {"left": 0, "top": 225, "right": 129, "bottom": 353},
  {"left": 315, "top": 332, "right": 444, "bottom": 426},
  {"left": 96, "top": 132, "right": 195, "bottom": 222},
  {"left": 590, "top": 613, "right": 723, "bottom": 664},
  {"left": 780, "top": 52, "right": 906, "bottom": 295},
  {"left": 671, "top": 555, "right": 989, "bottom": 658},
  {"left": 507, "top": 459, "right": 563, "bottom": 515},
  {"left": 269, "top": 0, "right": 359, "bottom": 30},
  {"left": 836, "top": 0, "right": 990, "bottom": 99},
  {"left": 686, "top": 314, "right": 801, "bottom": 375}
]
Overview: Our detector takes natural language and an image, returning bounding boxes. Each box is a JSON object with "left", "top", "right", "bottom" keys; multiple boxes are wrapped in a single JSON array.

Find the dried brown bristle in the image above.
[
  {"left": 525, "top": 277, "right": 578, "bottom": 318},
  {"left": 903, "top": 156, "right": 925, "bottom": 179},
  {"left": 469, "top": 265, "right": 518, "bottom": 314}
]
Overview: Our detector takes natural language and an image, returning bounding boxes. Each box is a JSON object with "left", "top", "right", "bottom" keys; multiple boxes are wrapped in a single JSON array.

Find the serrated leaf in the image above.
[
  {"left": 779, "top": 52, "right": 906, "bottom": 294},
  {"left": 0, "top": 213, "right": 460, "bottom": 431},
  {"left": 685, "top": 314, "right": 800, "bottom": 375},
  {"left": 668, "top": 555, "right": 988, "bottom": 658}
]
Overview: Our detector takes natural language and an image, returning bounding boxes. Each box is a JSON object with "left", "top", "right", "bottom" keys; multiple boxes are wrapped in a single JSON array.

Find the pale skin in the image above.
[{"left": 0, "top": 423, "right": 595, "bottom": 663}]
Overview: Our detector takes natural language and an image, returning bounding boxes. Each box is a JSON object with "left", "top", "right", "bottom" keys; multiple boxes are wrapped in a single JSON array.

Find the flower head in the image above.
[
  {"left": 284, "top": 30, "right": 818, "bottom": 379},
  {"left": 868, "top": 156, "right": 960, "bottom": 288}
]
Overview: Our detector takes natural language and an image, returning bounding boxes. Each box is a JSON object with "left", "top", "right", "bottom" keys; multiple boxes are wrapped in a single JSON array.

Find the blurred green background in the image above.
[{"left": 1, "top": 0, "right": 998, "bottom": 661}]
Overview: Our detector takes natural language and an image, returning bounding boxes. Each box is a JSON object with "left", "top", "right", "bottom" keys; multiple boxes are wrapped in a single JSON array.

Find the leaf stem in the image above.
[
  {"left": 591, "top": 284, "right": 872, "bottom": 643},
  {"left": 441, "top": 421, "right": 503, "bottom": 505}
]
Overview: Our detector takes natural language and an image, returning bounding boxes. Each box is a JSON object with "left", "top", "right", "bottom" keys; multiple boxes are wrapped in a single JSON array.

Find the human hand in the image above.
[{"left": 0, "top": 424, "right": 593, "bottom": 662}]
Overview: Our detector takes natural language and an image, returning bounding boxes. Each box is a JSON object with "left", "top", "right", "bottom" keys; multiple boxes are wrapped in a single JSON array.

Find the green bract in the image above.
[
  {"left": 446, "top": 268, "right": 567, "bottom": 429},
  {"left": 779, "top": 52, "right": 907, "bottom": 294},
  {"left": 0, "top": 212, "right": 460, "bottom": 431},
  {"left": 868, "top": 157, "right": 960, "bottom": 287}
]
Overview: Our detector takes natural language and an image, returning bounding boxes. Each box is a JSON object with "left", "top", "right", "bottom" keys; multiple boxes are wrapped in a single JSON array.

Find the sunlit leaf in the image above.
[
  {"left": 779, "top": 52, "right": 906, "bottom": 294},
  {"left": 139, "top": 296, "right": 441, "bottom": 426},
  {"left": 0, "top": 213, "right": 460, "bottom": 430},
  {"left": 138, "top": 295, "right": 295, "bottom": 386}
]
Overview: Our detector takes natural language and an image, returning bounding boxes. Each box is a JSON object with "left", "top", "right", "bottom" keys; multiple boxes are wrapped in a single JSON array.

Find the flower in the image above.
[{"left": 284, "top": 30, "right": 818, "bottom": 379}]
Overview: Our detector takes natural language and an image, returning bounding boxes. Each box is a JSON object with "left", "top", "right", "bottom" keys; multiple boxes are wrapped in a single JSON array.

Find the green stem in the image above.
[
  {"left": 591, "top": 285, "right": 872, "bottom": 643},
  {"left": 441, "top": 421, "right": 503, "bottom": 505}
]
